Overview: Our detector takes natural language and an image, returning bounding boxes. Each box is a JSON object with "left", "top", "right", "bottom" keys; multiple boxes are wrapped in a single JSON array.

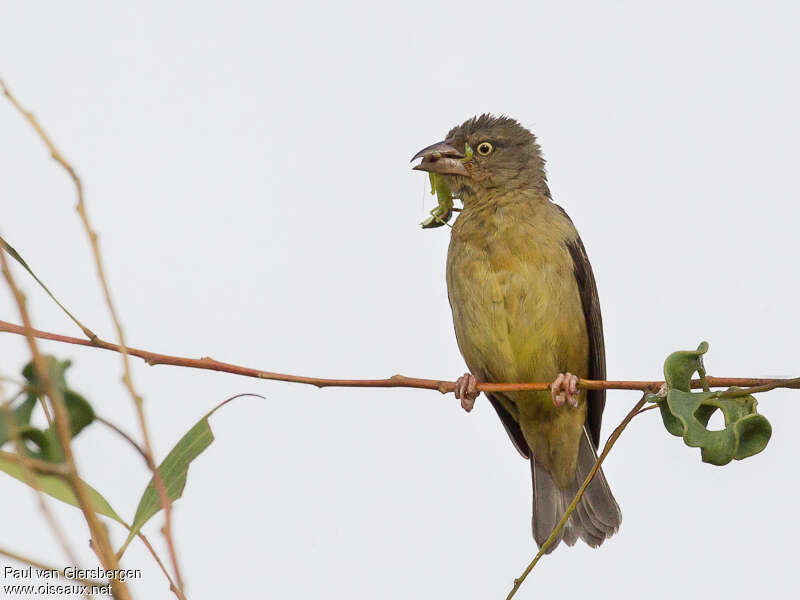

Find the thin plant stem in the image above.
[
  {"left": 136, "top": 533, "right": 184, "bottom": 600},
  {"left": 506, "top": 393, "right": 650, "bottom": 600},
  {"left": 94, "top": 414, "right": 149, "bottom": 462},
  {"left": 0, "top": 318, "right": 797, "bottom": 398},
  {"left": 0, "top": 242, "right": 132, "bottom": 600},
  {"left": 2, "top": 77, "right": 184, "bottom": 595}
]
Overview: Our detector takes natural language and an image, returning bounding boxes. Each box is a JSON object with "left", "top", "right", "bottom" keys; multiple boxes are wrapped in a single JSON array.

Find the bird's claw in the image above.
[
  {"left": 454, "top": 372, "right": 479, "bottom": 412},
  {"left": 551, "top": 372, "right": 579, "bottom": 408}
]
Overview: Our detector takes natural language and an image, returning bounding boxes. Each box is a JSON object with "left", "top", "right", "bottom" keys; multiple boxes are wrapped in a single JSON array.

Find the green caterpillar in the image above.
[
  {"left": 419, "top": 143, "right": 473, "bottom": 229},
  {"left": 420, "top": 173, "right": 454, "bottom": 229}
]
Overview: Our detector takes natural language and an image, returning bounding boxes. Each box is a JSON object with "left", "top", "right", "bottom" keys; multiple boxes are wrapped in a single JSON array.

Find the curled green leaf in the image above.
[
  {"left": 653, "top": 342, "right": 772, "bottom": 465},
  {"left": 663, "top": 341, "right": 709, "bottom": 391}
]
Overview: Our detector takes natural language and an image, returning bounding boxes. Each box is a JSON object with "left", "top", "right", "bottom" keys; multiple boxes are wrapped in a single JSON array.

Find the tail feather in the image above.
[
  {"left": 531, "top": 456, "right": 570, "bottom": 553},
  {"left": 574, "top": 427, "right": 621, "bottom": 534},
  {"left": 531, "top": 426, "right": 621, "bottom": 552},
  {"left": 574, "top": 500, "right": 607, "bottom": 547}
]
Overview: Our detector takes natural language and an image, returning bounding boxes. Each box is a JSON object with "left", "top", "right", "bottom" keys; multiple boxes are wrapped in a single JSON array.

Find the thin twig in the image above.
[
  {"left": 506, "top": 393, "right": 650, "bottom": 600},
  {"left": 136, "top": 533, "right": 183, "bottom": 600},
  {"left": 0, "top": 234, "right": 97, "bottom": 341},
  {"left": 38, "top": 394, "right": 54, "bottom": 427},
  {"left": 1, "top": 319, "right": 797, "bottom": 397},
  {"left": 0, "top": 243, "right": 132, "bottom": 600},
  {"left": 2, "top": 77, "right": 185, "bottom": 595},
  {"left": 634, "top": 403, "right": 660, "bottom": 417},
  {"left": 716, "top": 376, "right": 800, "bottom": 398},
  {"left": 94, "top": 414, "right": 149, "bottom": 462}
]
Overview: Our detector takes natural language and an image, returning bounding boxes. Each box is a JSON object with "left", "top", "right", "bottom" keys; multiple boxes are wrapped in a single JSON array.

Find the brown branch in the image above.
[
  {"left": 135, "top": 533, "right": 182, "bottom": 599},
  {"left": 634, "top": 403, "right": 660, "bottom": 417},
  {"left": 506, "top": 393, "right": 650, "bottom": 600},
  {"left": 0, "top": 244, "right": 132, "bottom": 600},
  {"left": 1, "top": 319, "right": 798, "bottom": 397},
  {"left": 716, "top": 376, "right": 800, "bottom": 398},
  {"left": 2, "top": 77, "right": 185, "bottom": 597},
  {"left": 94, "top": 414, "right": 149, "bottom": 462}
]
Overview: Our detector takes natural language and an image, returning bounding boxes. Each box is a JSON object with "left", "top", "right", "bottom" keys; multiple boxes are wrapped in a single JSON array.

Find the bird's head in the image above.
[{"left": 411, "top": 114, "right": 549, "bottom": 201}]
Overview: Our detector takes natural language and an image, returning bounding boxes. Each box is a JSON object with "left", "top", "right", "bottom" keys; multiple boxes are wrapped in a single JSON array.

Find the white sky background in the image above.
[{"left": 1, "top": 2, "right": 799, "bottom": 598}]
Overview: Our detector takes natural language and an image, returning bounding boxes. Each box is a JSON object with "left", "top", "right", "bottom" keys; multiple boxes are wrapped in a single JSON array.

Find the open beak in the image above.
[{"left": 410, "top": 140, "right": 469, "bottom": 176}]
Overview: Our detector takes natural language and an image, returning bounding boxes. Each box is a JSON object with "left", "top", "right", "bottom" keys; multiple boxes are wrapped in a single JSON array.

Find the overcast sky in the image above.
[{"left": 2, "top": 2, "right": 799, "bottom": 599}]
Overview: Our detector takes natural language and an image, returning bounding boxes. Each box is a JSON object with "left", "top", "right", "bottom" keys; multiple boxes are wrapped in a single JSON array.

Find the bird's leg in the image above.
[
  {"left": 454, "top": 372, "right": 479, "bottom": 412},
  {"left": 551, "top": 372, "right": 579, "bottom": 408}
]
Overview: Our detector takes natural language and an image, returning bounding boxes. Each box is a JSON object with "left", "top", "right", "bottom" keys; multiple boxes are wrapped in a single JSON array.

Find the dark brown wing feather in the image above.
[
  {"left": 562, "top": 224, "right": 606, "bottom": 448},
  {"left": 487, "top": 393, "right": 530, "bottom": 458}
]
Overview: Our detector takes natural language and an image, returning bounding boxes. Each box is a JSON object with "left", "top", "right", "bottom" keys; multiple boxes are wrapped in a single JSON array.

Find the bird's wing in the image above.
[
  {"left": 487, "top": 393, "right": 530, "bottom": 458},
  {"left": 560, "top": 217, "right": 607, "bottom": 449}
]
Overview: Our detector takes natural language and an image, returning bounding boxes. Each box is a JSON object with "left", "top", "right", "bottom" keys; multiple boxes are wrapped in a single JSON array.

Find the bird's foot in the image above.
[
  {"left": 454, "top": 372, "right": 479, "bottom": 412},
  {"left": 551, "top": 372, "right": 579, "bottom": 408}
]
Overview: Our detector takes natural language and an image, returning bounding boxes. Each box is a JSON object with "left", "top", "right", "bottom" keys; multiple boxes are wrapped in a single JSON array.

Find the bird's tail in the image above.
[{"left": 530, "top": 426, "right": 621, "bottom": 553}]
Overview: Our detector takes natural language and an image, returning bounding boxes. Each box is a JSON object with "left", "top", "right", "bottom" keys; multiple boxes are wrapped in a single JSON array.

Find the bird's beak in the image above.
[{"left": 410, "top": 140, "right": 469, "bottom": 176}]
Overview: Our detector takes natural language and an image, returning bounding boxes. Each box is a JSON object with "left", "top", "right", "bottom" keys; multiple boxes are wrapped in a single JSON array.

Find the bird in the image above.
[{"left": 411, "top": 114, "right": 621, "bottom": 552}]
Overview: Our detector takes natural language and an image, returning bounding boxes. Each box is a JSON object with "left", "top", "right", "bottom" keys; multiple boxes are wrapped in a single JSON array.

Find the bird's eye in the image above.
[{"left": 477, "top": 141, "right": 493, "bottom": 156}]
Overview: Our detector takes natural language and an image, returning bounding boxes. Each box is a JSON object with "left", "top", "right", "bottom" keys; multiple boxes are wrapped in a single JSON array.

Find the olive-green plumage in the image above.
[
  {"left": 413, "top": 115, "right": 621, "bottom": 551},
  {"left": 448, "top": 193, "right": 589, "bottom": 485}
]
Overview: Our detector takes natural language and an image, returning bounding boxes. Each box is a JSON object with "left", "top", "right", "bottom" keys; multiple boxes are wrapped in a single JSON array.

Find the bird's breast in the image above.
[{"left": 445, "top": 199, "right": 589, "bottom": 386}]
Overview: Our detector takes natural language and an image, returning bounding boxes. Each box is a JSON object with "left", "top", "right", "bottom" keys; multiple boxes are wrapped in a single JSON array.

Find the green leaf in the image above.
[
  {"left": 117, "top": 393, "right": 261, "bottom": 555},
  {"left": 0, "top": 450, "right": 126, "bottom": 525},
  {"left": 22, "top": 355, "right": 71, "bottom": 394},
  {"left": 0, "top": 396, "right": 37, "bottom": 447},
  {"left": 4, "top": 356, "right": 97, "bottom": 462},
  {"left": 14, "top": 395, "right": 38, "bottom": 427},
  {"left": 654, "top": 342, "right": 772, "bottom": 465},
  {"left": 0, "top": 235, "right": 95, "bottom": 337},
  {"left": 663, "top": 341, "right": 709, "bottom": 391},
  {"left": 124, "top": 419, "right": 214, "bottom": 547},
  {"left": 17, "top": 426, "right": 58, "bottom": 460},
  {"left": 62, "top": 390, "right": 95, "bottom": 438},
  {"left": 656, "top": 399, "right": 686, "bottom": 438}
]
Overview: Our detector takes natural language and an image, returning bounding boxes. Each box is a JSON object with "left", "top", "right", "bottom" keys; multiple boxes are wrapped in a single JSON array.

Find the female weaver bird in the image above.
[{"left": 411, "top": 115, "right": 621, "bottom": 552}]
